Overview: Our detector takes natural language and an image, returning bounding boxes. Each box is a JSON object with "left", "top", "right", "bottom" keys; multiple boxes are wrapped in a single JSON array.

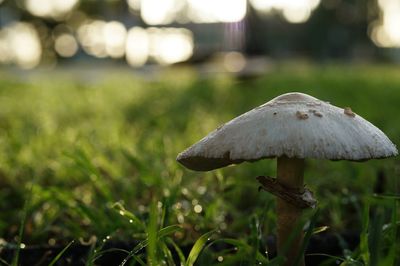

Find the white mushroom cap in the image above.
[{"left": 177, "top": 92, "right": 398, "bottom": 171}]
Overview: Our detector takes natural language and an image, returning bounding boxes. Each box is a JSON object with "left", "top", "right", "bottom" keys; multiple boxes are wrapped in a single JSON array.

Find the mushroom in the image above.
[{"left": 176, "top": 92, "right": 398, "bottom": 265}]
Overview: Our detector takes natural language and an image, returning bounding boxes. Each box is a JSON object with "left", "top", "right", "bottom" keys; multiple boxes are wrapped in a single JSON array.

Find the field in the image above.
[{"left": 0, "top": 63, "right": 399, "bottom": 265}]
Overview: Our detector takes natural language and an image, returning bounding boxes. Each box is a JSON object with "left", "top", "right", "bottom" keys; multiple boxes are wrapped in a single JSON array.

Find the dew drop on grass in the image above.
[
  {"left": 48, "top": 238, "right": 56, "bottom": 246},
  {"left": 20, "top": 243, "right": 26, "bottom": 249},
  {"left": 220, "top": 223, "right": 227, "bottom": 230},
  {"left": 163, "top": 188, "right": 170, "bottom": 197},
  {"left": 217, "top": 256, "right": 223, "bottom": 262},
  {"left": 194, "top": 204, "right": 202, "bottom": 213},
  {"left": 181, "top": 188, "right": 189, "bottom": 195},
  {"left": 106, "top": 235, "right": 110, "bottom": 239},
  {"left": 119, "top": 210, "right": 125, "bottom": 216},
  {"left": 129, "top": 219, "right": 133, "bottom": 223},
  {"left": 138, "top": 205, "right": 145, "bottom": 212},
  {"left": 177, "top": 214, "right": 184, "bottom": 223},
  {"left": 197, "top": 186, "right": 206, "bottom": 194}
]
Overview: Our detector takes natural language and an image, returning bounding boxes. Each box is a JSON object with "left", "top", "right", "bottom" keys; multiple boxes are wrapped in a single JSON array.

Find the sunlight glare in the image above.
[
  {"left": 25, "top": 0, "right": 78, "bottom": 19},
  {"left": 149, "top": 28, "right": 193, "bottom": 65},
  {"left": 54, "top": 33, "right": 78, "bottom": 57},
  {"left": 250, "top": 0, "right": 320, "bottom": 23},
  {"left": 104, "top": 21, "right": 127, "bottom": 58},
  {"left": 140, "top": 0, "right": 179, "bottom": 25},
  {"left": 136, "top": 0, "right": 245, "bottom": 24},
  {"left": 127, "top": 0, "right": 141, "bottom": 11},
  {"left": 125, "top": 27, "right": 193, "bottom": 66},
  {"left": 282, "top": 6, "right": 311, "bottom": 23},
  {"left": 0, "top": 22, "right": 41, "bottom": 69},
  {"left": 188, "top": 0, "right": 246, "bottom": 23},
  {"left": 223, "top": 51, "right": 246, "bottom": 72},
  {"left": 125, "top": 27, "right": 149, "bottom": 67},
  {"left": 77, "top": 20, "right": 127, "bottom": 58},
  {"left": 370, "top": 0, "right": 400, "bottom": 47},
  {"left": 77, "top": 20, "right": 107, "bottom": 58},
  {"left": 0, "top": 40, "right": 11, "bottom": 64}
]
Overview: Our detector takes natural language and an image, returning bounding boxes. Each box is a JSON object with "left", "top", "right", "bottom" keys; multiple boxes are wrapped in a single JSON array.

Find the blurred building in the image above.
[{"left": 0, "top": 0, "right": 398, "bottom": 69}]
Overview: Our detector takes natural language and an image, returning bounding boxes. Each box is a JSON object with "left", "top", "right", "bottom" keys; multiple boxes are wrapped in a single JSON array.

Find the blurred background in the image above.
[
  {"left": 0, "top": 1, "right": 400, "bottom": 265},
  {"left": 0, "top": 0, "right": 400, "bottom": 70}
]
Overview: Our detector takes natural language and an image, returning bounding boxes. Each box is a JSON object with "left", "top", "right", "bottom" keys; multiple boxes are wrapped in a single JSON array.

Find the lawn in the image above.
[{"left": 0, "top": 63, "right": 399, "bottom": 265}]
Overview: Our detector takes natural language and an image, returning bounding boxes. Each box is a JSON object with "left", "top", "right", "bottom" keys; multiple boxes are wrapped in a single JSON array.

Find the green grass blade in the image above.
[
  {"left": 11, "top": 188, "right": 31, "bottom": 266},
  {"left": 85, "top": 241, "right": 98, "bottom": 266},
  {"left": 48, "top": 240, "right": 74, "bottom": 266},
  {"left": 112, "top": 202, "right": 145, "bottom": 230},
  {"left": 119, "top": 225, "right": 182, "bottom": 266},
  {"left": 372, "top": 193, "right": 400, "bottom": 200},
  {"left": 185, "top": 230, "right": 216, "bottom": 266},
  {"left": 306, "top": 253, "right": 345, "bottom": 261},
  {"left": 381, "top": 200, "right": 398, "bottom": 266},
  {"left": 249, "top": 215, "right": 260, "bottom": 265},
  {"left": 206, "top": 238, "right": 269, "bottom": 264},
  {"left": 312, "top": 226, "right": 329, "bottom": 235},
  {"left": 0, "top": 257, "right": 10, "bottom": 266},
  {"left": 159, "top": 241, "right": 175, "bottom": 266},
  {"left": 293, "top": 209, "right": 319, "bottom": 266},
  {"left": 147, "top": 200, "right": 158, "bottom": 266},
  {"left": 359, "top": 203, "right": 370, "bottom": 264},
  {"left": 92, "top": 248, "right": 130, "bottom": 261},
  {"left": 65, "top": 150, "right": 112, "bottom": 200},
  {"left": 131, "top": 254, "right": 147, "bottom": 266},
  {"left": 166, "top": 238, "right": 186, "bottom": 265},
  {"left": 369, "top": 208, "right": 384, "bottom": 266}
]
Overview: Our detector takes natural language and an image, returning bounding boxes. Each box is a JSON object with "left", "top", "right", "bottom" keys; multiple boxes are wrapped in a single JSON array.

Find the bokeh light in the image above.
[
  {"left": 127, "top": 0, "right": 141, "bottom": 11},
  {"left": 126, "top": 27, "right": 149, "bottom": 67},
  {"left": 24, "top": 0, "right": 79, "bottom": 19},
  {"left": 187, "top": 0, "right": 246, "bottom": 23},
  {"left": 0, "top": 22, "right": 42, "bottom": 68},
  {"left": 103, "top": 21, "right": 127, "bottom": 58},
  {"left": 130, "top": 0, "right": 246, "bottom": 25},
  {"left": 223, "top": 51, "right": 246, "bottom": 72},
  {"left": 77, "top": 20, "right": 108, "bottom": 58},
  {"left": 140, "top": 0, "right": 180, "bottom": 25},
  {"left": 148, "top": 27, "right": 193, "bottom": 65},
  {"left": 126, "top": 27, "right": 193, "bottom": 66},
  {"left": 77, "top": 20, "right": 127, "bottom": 58},
  {"left": 370, "top": 0, "right": 400, "bottom": 48},
  {"left": 250, "top": 0, "right": 320, "bottom": 23},
  {"left": 54, "top": 33, "right": 79, "bottom": 57}
]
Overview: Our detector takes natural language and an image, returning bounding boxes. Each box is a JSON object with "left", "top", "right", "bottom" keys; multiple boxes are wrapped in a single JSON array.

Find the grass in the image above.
[{"left": 0, "top": 63, "right": 399, "bottom": 265}]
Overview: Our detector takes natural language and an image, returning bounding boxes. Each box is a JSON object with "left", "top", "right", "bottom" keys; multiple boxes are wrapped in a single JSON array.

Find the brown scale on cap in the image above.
[
  {"left": 314, "top": 112, "right": 323, "bottom": 117},
  {"left": 296, "top": 111, "right": 309, "bottom": 120},
  {"left": 308, "top": 109, "right": 323, "bottom": 118},
  {"left": 344, "top": 107, "right": 355, "bottom": 117}
]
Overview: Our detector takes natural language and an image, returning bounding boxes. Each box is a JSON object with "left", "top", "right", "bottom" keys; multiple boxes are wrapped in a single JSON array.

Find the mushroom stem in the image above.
[{"left": 276, "top": 156, "right": 305, "bottom": 266}]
